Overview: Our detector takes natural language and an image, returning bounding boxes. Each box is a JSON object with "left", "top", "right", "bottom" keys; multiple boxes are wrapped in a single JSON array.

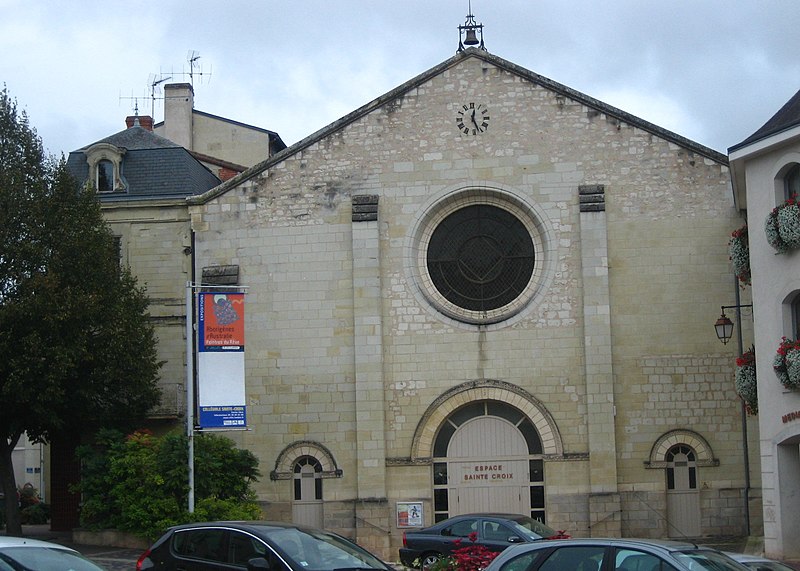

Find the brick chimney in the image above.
[{"left": 125, "top": 115, "right": 154, "bottom": 131}]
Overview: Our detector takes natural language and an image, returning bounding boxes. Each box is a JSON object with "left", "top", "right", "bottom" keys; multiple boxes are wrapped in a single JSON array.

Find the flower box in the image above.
[
  {"left": 728, "top": 225, "right": 750, "bottom": 285},
  {"left": 773, "top": 337, "right": 800, "bottom": 389},
  {"left": 735, "top": 348, "right": 757, "bottom": 415},
  {"left": 766, "top": 196, "right": 800, "bottom": 253}
]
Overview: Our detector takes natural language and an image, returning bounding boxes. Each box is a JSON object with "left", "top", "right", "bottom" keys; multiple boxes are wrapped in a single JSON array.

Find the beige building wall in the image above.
[
  {"left": 186, "top": 51, "right": 758, "bottom": 559},
  {"left": 102, "top": 200, "right": 192, "bottom": 419}
]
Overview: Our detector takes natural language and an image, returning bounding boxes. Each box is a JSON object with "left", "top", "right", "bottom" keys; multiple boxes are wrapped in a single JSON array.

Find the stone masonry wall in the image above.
[{"left": 189, "top": 54, "right": 748, "bottom": 559}]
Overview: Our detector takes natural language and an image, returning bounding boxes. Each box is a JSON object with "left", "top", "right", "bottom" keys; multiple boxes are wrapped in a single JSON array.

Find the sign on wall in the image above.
[
  {"left": 197, "top": 292, "right": 246, "bottom": 428},
  {"left": 397, "top": 502, "right": 424, "bottom": 527}
]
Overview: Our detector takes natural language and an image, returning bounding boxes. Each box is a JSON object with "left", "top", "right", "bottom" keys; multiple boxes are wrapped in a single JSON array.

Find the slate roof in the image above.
[
  {"left": 66, "top": 125, "right": 220, "bottom": 201},
  {"left": 729, "top": 88, "right": 800, "bottom": 153},
  {"left": 189, "top": 48, "right": 728, "bottom": 206}
]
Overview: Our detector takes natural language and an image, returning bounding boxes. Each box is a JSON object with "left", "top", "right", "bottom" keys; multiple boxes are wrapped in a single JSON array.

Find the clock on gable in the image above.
[{"left": 455, "top": 102, "right": 490, "bottom": 135}]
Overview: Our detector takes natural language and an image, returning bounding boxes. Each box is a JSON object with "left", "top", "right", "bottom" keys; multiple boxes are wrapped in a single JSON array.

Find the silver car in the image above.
[
  {"left": 484, "top": 537, "right": 750, "bottom": 571},
  {"left": 726, "top": 552, "right": 797, "bottom": 571}
]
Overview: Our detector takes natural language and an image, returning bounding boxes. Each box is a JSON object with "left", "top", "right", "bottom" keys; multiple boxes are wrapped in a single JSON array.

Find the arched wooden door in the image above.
[
  {"left": 447, "top": 416, "right": 531, "bottom": 515},
  {"left": 292, "top": 456, "right": 323, "bottom": 528},
  {"left": 666, "top": 445, "right": 701, "bottom": 537}
]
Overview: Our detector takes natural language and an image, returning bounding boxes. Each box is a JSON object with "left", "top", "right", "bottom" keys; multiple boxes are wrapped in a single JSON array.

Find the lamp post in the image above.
[{"left": 713, "top": 296, "right": 753, "bottom": 536}]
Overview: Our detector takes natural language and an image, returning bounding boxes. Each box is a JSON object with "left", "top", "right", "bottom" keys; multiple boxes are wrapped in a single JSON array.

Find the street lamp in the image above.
[{"left": 714, "top": 304, "right": 752, "bottom": 344}]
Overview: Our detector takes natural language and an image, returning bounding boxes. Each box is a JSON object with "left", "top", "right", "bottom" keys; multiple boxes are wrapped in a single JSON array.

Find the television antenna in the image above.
[
  {"left": 186, "top": 50, "right": 212, "bottom": 89},
  {"left": 148, "top": 74, "right": 172, "bottom": 118}
]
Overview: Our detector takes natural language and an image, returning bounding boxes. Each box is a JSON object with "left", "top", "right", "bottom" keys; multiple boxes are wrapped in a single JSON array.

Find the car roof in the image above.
[
  {"left": 165, "top": 521, "right": 323, "bottom": 534},
  {"left": 500, "top": 537, "right": 709, "bottom": 553},
  {"left": 0, "top": 536, "right": 76, "bottom": 551},
  {"left": 726, "top": 552, "right": 786, "bottom": 564},
  {"left": 449, "top": 513, "right": 529, "bottom": 519}
]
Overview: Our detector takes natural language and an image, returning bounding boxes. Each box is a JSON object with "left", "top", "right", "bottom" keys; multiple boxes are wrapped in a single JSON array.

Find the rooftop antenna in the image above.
[
  {"left": 186, "top": 50, "right": 212, "bottom": 89},
  {"left": 457, "top": 0, "right": 486, "bottom": 53},
  {"left": 149, "top": 74, "right": 172, "bottom": 118}
]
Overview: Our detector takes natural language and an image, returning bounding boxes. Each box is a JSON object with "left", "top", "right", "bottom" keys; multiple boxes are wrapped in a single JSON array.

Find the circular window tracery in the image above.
[
  {"left": 409, "top": 187, "right": 552, "bottom": 325},
  {"left": 427, "top": 205, "right": 535, "bottom": 312}
]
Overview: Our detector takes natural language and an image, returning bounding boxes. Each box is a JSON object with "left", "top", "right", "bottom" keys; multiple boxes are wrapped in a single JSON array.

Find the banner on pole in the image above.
[{"left": 197, "top": 292, "right": 246, "bottom": 428}]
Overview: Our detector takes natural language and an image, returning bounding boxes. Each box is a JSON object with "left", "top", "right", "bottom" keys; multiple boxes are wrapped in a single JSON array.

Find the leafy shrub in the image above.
[
  {"left": 75, "top": 428, "right": 261, "bottom": 540},
  {"left": 20, "top": 503, "right": 49, "bottom": 524}
]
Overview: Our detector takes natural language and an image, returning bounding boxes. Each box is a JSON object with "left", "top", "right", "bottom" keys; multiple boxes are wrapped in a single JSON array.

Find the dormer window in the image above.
[
  {"left": 97, "top": 159, "right": 114, "bottom": 192},
  {"left": 84, "top": 143, "right": 126, "bottom": 193}
]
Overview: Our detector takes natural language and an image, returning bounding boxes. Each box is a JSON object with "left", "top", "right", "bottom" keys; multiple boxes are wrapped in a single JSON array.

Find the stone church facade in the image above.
[{"left": 185, "top": 48, "right": 759, "bottom": 558}]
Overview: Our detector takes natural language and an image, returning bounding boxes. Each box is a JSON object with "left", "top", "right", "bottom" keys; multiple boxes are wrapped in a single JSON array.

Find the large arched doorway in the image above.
[{"left": 431, "top": 401, "right": 546, "bottom": 523}]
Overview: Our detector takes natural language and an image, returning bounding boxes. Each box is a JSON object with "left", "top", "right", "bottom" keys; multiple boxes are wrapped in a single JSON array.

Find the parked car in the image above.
[
  {"left": 399, "top": 513, "right": 568, "bottom": 568},
  {"left": 136, "top": 521, "right": 394, "bottom": 571},
  {"left": 484, "top": 537, "right": 750, "bottom": 571},
  {"left": 0, "top": 536, "right": 107, "bottom": 571},
  {"left": 726, "top": 552, "right": 797, "bottom": 571}
]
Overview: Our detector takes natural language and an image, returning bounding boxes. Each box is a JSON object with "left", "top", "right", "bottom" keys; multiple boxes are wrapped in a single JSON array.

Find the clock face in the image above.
[{"left": 456, "top": 102, "right": 490, "bottom": 135}]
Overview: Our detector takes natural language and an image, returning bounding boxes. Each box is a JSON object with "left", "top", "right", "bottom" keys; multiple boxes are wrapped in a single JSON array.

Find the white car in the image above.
[
  {"left": 726, "top": 551, "right": 797, "bottom": 571},
  {"left": 0, "top": 536, "right": 106, "bottom": 571}
]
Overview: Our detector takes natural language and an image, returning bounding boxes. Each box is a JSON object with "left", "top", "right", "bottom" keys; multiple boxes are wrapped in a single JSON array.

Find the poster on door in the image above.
[{"left": 197, "top": 292, "right": 246, "bottom": 428}]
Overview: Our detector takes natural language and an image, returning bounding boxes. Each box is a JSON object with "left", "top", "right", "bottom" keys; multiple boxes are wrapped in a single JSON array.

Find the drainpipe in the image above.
[{"left": 734, "top": 277, "right": 751, "bottom": 536}]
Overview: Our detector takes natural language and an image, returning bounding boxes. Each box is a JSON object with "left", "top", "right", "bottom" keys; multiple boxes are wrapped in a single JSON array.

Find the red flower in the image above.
[{"left": 736, "top": 349, "right": 755, "bottom": 367}]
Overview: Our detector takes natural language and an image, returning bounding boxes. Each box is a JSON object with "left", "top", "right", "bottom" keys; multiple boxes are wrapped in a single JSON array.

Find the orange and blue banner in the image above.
[{"left": 197, "top": 292, "right": 246, "bottom": 428}]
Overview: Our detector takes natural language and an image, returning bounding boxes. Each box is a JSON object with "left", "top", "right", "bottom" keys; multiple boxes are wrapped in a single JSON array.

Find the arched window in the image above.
[
  {"left": 791, "top": 293, "right": 800, "bottom": 339},
  {"left": 785, "top": 163, "right": 800, "bottom": 201},
  {"left": 293, "top": 456, "right": 322, "bottom": 501},
  {"left": 665, "top": 444, "right": 697, "bottom": 491}
]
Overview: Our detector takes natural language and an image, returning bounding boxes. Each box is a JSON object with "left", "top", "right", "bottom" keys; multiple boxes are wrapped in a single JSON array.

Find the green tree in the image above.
[{"left": 0, "top": 88, "right": 161, "bottom": 535}]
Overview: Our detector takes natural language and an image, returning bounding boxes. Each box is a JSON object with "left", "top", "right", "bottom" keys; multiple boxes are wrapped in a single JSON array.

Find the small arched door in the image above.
[
  {"left": 665, "top": 444, "right": 701, "bottom": 537},
  {"left": 292, "top": 456, "right": 323, "bottom": 528}
]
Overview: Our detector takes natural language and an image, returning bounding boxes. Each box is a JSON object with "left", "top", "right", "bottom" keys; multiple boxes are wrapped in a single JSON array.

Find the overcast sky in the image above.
[{"left": 2, "top": 0, "right": 799, "bottom": 158}]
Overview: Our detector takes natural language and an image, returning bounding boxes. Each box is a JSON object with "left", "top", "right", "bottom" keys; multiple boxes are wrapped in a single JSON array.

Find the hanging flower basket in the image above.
[
  {"left": 728, "top": 225, "right": 750, "bottom": 285},
  {"left": 734, "top": 348, "right": 757, "bottom": 415},
  {"left": 766, "top": 196, "right": 800, "bottom": 253},
  {"left": 773, "top": 337, "right": 800, "bottom": 389}
]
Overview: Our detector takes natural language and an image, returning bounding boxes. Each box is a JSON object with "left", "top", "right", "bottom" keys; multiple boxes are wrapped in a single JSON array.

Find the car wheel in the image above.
[{"left": 421, "top": 552, "right": 442, "bottom": 570}]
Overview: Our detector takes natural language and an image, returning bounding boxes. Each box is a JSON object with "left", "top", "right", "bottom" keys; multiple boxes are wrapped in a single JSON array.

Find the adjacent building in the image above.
[
  {"left": 58, "top": 91, "right": 285, "bottom": 530},
  {"left": 729, "top": 89, "right": 800, "bottom": 560}
]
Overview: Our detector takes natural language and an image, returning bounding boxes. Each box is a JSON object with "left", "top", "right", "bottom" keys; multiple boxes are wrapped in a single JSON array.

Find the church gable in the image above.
[
  {"left": 191, "top": 48, "right": 725, "bottom": 209},
  {"left": 190, "top": 48, "right": 728, "bottom": 238}
]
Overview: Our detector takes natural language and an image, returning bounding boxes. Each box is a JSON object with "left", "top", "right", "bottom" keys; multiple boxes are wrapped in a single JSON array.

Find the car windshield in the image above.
[
  {"left": 0, "top": 547, "right": 105, "bottom": 571},
  {"left": 264, "top": 527, "right": 388, "bottom": 571},
  {"left": 672, "top": 549, "right": 748, "bottom": 571},
  {"left": 505, "top": 517, "right": 559, "bottom": 540}
]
